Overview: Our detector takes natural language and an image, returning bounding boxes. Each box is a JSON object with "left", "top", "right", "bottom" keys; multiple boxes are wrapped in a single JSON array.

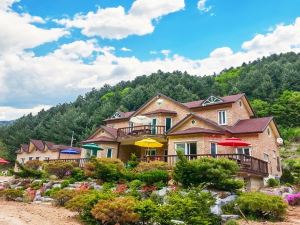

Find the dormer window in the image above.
[
  {"left": 218, "top": 110, "right": 227, "bottom": 125},
  {"left": 111, "top": 111, "right": 121, "bottom": 119},
  {"left": 202, "top": 96, "right": 223, "bottom": 106}
]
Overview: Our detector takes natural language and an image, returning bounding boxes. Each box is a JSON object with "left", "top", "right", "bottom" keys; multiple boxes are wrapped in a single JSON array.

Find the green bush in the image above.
[
  {"left": 44, "top": 187, "right": 61, "bottom": 197},
  {"left": 60, "top": 180, "right": 70, "bottom": 189},
  {"left": 282, "top": 159, "right": 300, "bottom": 185},
  {"left": 13, "top": 161, "right": 43, "bottom": 178},
  {"left": 225, "top": 219, "right": 239, "bottom": 225},
  {"left": 44, "top": 161, "right": 74, "bottom": 179},
  {"left": 174, "top": 152, "right": 243, "bottom": 191},
  {"left": 236, "top": 192, "right": 287, "bottom": 221},
  {"left": 84, "top": 158, "right": 124, "bottom": 182},
  {"left": 135, "top": 160, "right": 170, "bottom": 172},
  {"left": 138, "top": 169, "right": 168, "bottom": 186},
  {"left": 51, "top": 189, "right": 81, "bottom": 206},
  {"left": 91, "top": 196, "right": 139, "bottom": 225},
  {"left": 127, "top": 153, "right": 139, "bottom": 169},
  {"left": 134, "top": 199, "right": 158, "bottom": 224},
  {"left": 267, "top": 178, "right": 280, "bottom": 187},
  {"left": 221, "top": 201, "right": 237, "bottom": 215},
  {"left": 25, "top": 160, "right": 42, "bottom": 170},
  {"left": 0, "top": 189, "right": 24, "bottom": 201},
  {"left": 30, "top": 180, "right": 43, "bottom": 190},
  {"left": 155, "top": 187, "right": 220, "bottom": 225},
  {"left": 71, "top": 167, "right": 86, "bottom": 181}
]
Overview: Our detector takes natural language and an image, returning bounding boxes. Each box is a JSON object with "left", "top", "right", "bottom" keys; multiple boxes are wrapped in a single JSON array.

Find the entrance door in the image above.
[{"left": 151, "top": 118, "right": 157, "bottom": 134}]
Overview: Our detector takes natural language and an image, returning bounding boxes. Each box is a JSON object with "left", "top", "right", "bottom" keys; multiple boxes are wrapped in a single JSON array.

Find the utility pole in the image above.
[{"left": 70, "top": 131, "right": 76, "bottom": 147}]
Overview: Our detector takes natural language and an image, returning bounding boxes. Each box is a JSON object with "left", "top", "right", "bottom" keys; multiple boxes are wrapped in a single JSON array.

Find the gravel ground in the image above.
[
  {"left": 0, "top": 201, "right": 81, "bottom": 225},
  {"left": 239, "top": 206, "right": 300, "bottom": 225}
]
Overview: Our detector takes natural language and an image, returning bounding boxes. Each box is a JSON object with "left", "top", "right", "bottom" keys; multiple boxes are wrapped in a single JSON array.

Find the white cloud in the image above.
[
  {"left": 0, "top": 105, "right": 52, "bottom": 121},
  {"left": 1, "top": 1, "right": 300, "bottom": 121},
  {"left": 197, "top": 0, "right": 212, "bottom": 13},
  {"left": 161, "top": 49, "right": 171, "bottom": 57},
  {"left": 120, "top": 47, "right": 132, "bottom": 52},
  {"left": 56, "top": 0, "right": 185, "bottom": 39},
  {"left": 0, "top": 0, "right": 68, "bottom": 55}
]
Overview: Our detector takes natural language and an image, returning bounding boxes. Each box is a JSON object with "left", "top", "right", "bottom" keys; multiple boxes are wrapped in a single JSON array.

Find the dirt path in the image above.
[
  {"left": 0, "top": 201, "right": 82, "bottom": 225},
  {"left": 239, "top": 206, "right": 300, "bottom": 225}
]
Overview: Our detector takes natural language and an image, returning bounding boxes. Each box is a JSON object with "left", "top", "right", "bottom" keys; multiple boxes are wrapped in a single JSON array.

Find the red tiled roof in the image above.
[
  {"left": 30, "top": 139, "right": 45, "bottom": 151},
  {"left": 104, "top": 111, "right": 135, "bottom": 121},
  {"left": 102, "top": 126, "right": 118, "bottom": 138},
  {"left": 82, "top": 136, "right": 117, "bottom": 143},
  {"left": 21, "top": 144, "right": 29, "bottom": 152},
  {"left": 228, "top": 117, "right": 273, "bottom": 134},
  {"left": 183, "top": 93, "right": 245, "bottom": 108},
  {"left": 44, "top": 141, "right": 56, "bottom": 150},
  {"left": 143, "top": 109, "right": 177, "bottom": 116},
  {"left": 168, "top": 127, "right": 224, "bottom": 136}
]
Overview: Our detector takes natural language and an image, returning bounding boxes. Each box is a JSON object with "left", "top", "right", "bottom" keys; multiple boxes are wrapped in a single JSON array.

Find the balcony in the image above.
[
  {"left": 143, "top": 154, "right": 268, "bottom": 177},
  {"left": 117, "top": 125, "right": 166, "bottom": 138}
]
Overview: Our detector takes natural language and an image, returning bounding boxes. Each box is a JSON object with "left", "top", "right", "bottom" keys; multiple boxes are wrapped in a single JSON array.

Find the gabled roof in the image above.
[
  {"left": 143, "top": 109, "right": 177, "bottom": 116},
  {"left": 104, "top": 111, "right": 135, "bottom": 122},
  {"left": 21, "top": 144, "right": 29, "bottom": 152},
  {"left": 183, "top": 93, "right": 245, "bottom": 108},
  {"left": 167, "top": 113, "right": 226, "bottom": 134},
  {"left": 81, "top": 136, "right": 117, "bottom": 143},
  {"left": 168, "top": 127, "right": 224, "bottom": 136},
  {"left": 228, "top": 117, "right": 274, "bottom": 134},
  {"left": 85, "top": 125, "right": 118, "bottom": 141},
  {"left": 44, "top": 141, "right": 56, "bottom": 150},
  {"left": 30, "top": 139, "right": 45, "bottom": 151},
  {"left": 130, "top": 93, "right": 189, "bottom": 118}
]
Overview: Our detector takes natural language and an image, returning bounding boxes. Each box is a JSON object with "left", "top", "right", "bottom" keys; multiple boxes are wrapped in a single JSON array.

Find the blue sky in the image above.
[{"left": 1, "top": 0, "right": 300, "bottom": 120}]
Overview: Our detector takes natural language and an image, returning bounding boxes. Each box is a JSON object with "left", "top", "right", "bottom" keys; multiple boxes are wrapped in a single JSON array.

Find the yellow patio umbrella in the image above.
[{"left": 134, "top": 138, "right": 163, "bottom": 156}]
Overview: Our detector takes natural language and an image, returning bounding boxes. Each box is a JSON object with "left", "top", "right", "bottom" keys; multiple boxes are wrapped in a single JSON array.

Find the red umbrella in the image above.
[
  {"left": 217, "top": 137, "right": 250, "bottom": 147},
  {"left": 0, "top": 158, "right": 9, "bottom": 164}
]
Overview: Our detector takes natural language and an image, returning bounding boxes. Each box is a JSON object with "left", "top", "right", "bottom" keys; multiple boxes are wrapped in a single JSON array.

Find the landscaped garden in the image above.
[{"left": 0, "top": 153, "right": 299, "bottom": 225}]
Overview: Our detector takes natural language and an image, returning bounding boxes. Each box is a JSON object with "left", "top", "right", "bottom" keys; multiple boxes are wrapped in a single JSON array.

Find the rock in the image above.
[
  {"left": 157, "top": 187, "right": 172, "bottom": 197},
  {"left": 15, "top": 197, "right": 23, "bottom": 202},
  {"left": 221, "top": 214, "right": 239, "bottom": 222},
  {"left": 52, "top": 183, "right": 61, "bottom": 188},
  {"left": 34, "top": 190, "right": 42, "bottom": 201},
  {"left": 211, "top": 195, "right": 237, "bottom": 215}
]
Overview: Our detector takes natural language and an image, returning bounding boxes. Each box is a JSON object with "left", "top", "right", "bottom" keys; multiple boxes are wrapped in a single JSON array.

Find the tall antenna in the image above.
[{"left": 70, "top": 131, "right": 76, "bottom": 147}]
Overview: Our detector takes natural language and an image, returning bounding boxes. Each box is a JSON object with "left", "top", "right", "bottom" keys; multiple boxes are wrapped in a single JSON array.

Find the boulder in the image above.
[{"left": 221, "top": 214, "right": 239, "bottom": 222}]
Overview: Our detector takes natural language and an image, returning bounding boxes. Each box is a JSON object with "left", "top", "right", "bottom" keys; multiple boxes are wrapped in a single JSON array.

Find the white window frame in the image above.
[
  {"left": 106, "top": 148, "right": 113, "bottom": 158},
  {"left": 44, "top": 157, "right": 49, "bottom": 161},
  {"left": 210, "top": 142, "right": 218, "bottom": 155},
  {"left": 165, "top": 117, "right": 172, "bottom": 132},
  {"left": 175, "top": 142, "right": 197, "bottom": 155},
  {"left": 236, "top": 147, "right": 252, "bottom": 156},
  {"left": 218, "top": 110, "right": 227, "bottom": 125},
  {"left": 263, "top": 153, "right": 269, "bottom": 163}
]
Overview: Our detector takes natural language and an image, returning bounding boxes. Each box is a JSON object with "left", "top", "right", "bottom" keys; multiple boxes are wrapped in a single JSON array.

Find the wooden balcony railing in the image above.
[
  {"left": 143, "top": 154, "right": 268, "bottom": 176},
  {"left": 117, "top": 125, "right": 166, "bottom": 138},
  {"left": 44, "top": 158, "right": 90, "bottom": 168}
]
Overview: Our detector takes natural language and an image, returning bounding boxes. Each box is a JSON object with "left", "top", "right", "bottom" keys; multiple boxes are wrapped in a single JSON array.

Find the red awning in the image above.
[
  {"left": 217, "top": 137, "right": 250, "bottom": 147},
  {"left": 0, "top": 158, "right": 9, "bottom": 164}
]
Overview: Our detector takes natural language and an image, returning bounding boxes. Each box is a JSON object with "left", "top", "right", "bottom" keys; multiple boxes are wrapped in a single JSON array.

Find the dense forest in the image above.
[{"left": 0, "top": 52, "right": 300, "bottom": 160}]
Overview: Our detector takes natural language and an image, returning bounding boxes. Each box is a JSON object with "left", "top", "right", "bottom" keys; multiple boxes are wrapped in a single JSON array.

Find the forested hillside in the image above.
[{"left": 0, "top": 52, "right": 300, "bottom": 160}]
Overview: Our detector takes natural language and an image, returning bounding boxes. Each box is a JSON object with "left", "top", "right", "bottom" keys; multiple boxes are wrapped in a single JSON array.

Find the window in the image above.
[
  {"left": 273, "top": 150, "right": 276, "bottom": 159},
  {"left": 129, "top": 121, "right": 134, "bottom": 132},
  {"left": 107, "top": 148, "right": 113, "bottom": 158},
  {"left": 29, "top": 157, "right": 33, "bottom": 161},
  {"left": 36, "top": 157, "right": 40, "bottom": 160},
  {"left": 165, "top": 117, "right": 172, "bottom": 131},
  {"left": 191, "top": 120, "right": 196, "bottom": 125},
  {"left": 263, "top": 153, "right": 269, "bottom": 162},
  {"left": 44, "top": 157, "right": 49, "bottom": 161},
  {"left": 175, "top": 142, "right": 197, "bottom": 155},
  {"left": 146, "top": 149, "right": 156, "bottom": 156},
  {"left": 239, "top": 100, "right": 243, "bottom": 107},
  {"left": 210, "top": 143, "right": 217, "bottom": 155},
  {"left": 267, "top": 128, "right": 271, "bottom": 136},
  {"left": 237, "top": 147, "right": 251, "bottom": 156},
  {"left": 151, "top": 118, "right": 157, "bottom": 134},
  {"left": 277, "top": 157, "right": 281, "bottom": 172},
  {"left": 218, "top": 110, "right": 227, "bottom": 125},
  {"left": 21, "top": 158, "right": 25, "bottom": 164},
  {"left": 202, "top": 96, "right": 223, "bottom": 106}
]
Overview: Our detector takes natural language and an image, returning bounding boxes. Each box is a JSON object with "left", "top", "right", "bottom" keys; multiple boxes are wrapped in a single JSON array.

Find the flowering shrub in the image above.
[
  {"left": 44, "top": 161, "right": 74, "bottom": 179},
  {"left": 25, "top": 160, "right": 42, "bottom": 170},
  {"left": 114, "top": 184, "right": 128, "bottom": 194},
  {"left": 285, "top": 192, "right": 300, "bottom": 206}
]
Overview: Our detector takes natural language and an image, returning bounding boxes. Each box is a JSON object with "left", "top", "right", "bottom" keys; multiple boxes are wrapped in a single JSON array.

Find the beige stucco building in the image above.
[
  {"left": 15, "top": 139, "right": 82, "bottom": 170},
  {"left": 83, "top": 93, "right": 283, "bottom": 189}
]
